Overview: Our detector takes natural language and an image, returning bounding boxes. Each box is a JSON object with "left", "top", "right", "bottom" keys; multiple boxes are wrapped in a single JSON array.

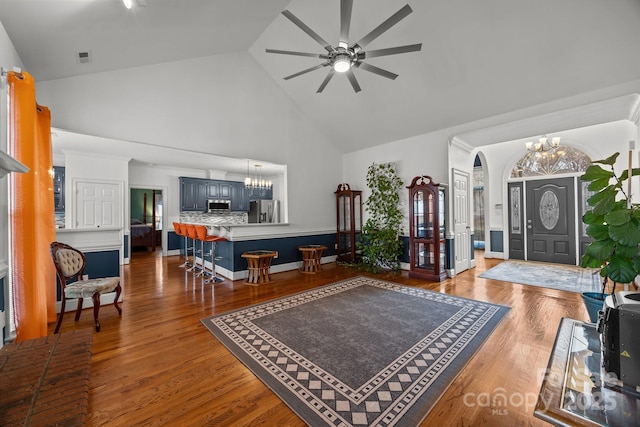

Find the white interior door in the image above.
[
  {"left": 75, "top": 180, "right": 122, "bottom": 229},
  {"left": 453, "top": 169, "right": 471, "bottom": 274}
]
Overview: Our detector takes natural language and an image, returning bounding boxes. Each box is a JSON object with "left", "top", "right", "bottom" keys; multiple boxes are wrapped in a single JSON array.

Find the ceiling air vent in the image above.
[{"left": 76, "top": 51, "right": 92, "bottom": 64}]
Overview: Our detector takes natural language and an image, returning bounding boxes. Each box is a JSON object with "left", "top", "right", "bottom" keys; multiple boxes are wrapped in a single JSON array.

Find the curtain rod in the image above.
[{"left": 1, "top": 66, "right": 23, "bottom": 77}]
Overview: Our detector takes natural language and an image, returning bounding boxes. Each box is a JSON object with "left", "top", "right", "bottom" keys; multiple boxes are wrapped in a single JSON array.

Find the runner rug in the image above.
[
  {"left": 201, "top": 276, "right": 510, "bottom": 426},
  {"left": 478, "top": 260, "right": 601, "bottom": 293}
]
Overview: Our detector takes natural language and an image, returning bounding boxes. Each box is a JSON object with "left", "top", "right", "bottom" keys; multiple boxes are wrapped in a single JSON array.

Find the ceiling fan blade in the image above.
[
  {"left": 354, "top": 4, "right": 413, "bottom": 49},
  {"left": 266, "top": 49, "right": 330, "bottom": 59},
  {"left": 355, "top": 62, "right": 398, "bottom": 80},
  {"left": 345, "top": 69, "right": 361, "bottom": 93},
  {"left": 317, "top": 70, "right": 335, "bottom": 93},
  {"left": 339, "top": 0, "right": 353, "bottom": 45},
  {"left": 283, "top": 63, "right": 329, "bottom": 80},
  {"left": 282, "top": 10, "right": 335, "bottom": 53},
  {"left": 360, "top": 43, "right": 422, "bottom": 59}
]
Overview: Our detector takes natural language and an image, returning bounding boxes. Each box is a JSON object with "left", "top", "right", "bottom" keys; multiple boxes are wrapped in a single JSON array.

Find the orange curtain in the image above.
[{"left": 7, "top": 71, "right": 56, "bottom": 341}]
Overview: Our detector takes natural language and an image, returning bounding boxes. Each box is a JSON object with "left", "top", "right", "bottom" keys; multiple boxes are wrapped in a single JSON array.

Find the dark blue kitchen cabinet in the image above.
[
  {"left": 230, "top": 182, "right": 249, "bottom": 212},
  {"left": 219, "top": 182, "right": 232, "bottom": 199},
  {"left": 207, "top": 181, "right": 232, "bottom": 200},
  {"left": 180, "top": 177, "right": 208, "bottom": 211},
  {"left": 53, "top": 166, "right": 65, "bottom": 213},
  {"left": 180, "top": 177, "right": 249, "bottom": 212}
]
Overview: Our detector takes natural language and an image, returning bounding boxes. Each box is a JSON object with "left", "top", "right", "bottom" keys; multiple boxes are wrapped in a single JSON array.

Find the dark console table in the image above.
[{"left": 535, "top": 318, "right": 640, "bottom": 426}]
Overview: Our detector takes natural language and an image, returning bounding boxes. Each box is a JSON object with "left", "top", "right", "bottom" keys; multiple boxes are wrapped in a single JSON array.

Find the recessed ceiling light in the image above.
[{"left": 122, "top": 0, "right": 132, "bottom": 9}]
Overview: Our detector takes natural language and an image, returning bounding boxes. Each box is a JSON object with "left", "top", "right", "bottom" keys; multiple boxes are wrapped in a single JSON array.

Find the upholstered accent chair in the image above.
[{"left": 50, "top": 241, "right": 122, "bottom": 333}]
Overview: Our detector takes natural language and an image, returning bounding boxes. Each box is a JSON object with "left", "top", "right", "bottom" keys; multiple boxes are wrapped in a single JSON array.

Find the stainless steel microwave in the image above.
[{"left": 207, "top": 200, "right": 231, "bottom": 213}]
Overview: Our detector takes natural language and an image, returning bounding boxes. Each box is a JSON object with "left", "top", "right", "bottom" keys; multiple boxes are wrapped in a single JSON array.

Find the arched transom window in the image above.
[{"left": 511, "top": 146, "right": 591, "bottom": 178}]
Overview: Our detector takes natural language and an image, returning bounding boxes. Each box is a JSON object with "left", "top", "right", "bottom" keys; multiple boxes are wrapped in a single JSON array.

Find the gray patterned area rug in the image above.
[
  {"left": 201, "top": 276, "right": 509, "bottom": 426},
  {"left": 479, "top": 260, "right": 602, "bottom": 293}
]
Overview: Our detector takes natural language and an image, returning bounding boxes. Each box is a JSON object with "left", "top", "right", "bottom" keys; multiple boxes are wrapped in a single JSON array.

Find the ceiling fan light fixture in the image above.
[
  {"left": 267, "top": 3, "right": 421, "bottom": 92},
  {"left": 333, "top": 54, "right": 351, "bottom": 73}
]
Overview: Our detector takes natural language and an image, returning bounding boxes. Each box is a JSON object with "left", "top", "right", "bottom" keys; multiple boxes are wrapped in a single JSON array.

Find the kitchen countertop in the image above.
[
  {"left": 178, "top": 221, "right": 291, "bottom": 241},
  {"left": 56, "top": 226, "right": 123, "bottom": 232}
]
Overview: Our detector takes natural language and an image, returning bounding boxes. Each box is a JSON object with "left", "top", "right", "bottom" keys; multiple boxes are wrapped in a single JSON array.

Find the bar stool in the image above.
[
  {"left": 195, "top": 225, "right": 226, "bottom": 283},
  {"left": 184, "top": 224, "right": 202, "bottom": 274},
  {"left": 173, "top": 222, "right": 192, "bottom": 268}
]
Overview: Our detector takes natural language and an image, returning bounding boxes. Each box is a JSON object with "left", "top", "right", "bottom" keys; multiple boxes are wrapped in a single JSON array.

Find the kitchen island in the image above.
[{"left": 176, "top": 216, "right": 336, "bottom": 281}]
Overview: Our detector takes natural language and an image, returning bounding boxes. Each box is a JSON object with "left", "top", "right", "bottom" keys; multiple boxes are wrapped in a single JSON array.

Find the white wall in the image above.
[
  {"left": 0, "top": 21, "right": 22, "bottom": 73},
  {"left": 342, "top": 129, "right": 450, "bottom": 233},
  {"left": 35, "top": 52, "right": 341, "bottom": 234}
]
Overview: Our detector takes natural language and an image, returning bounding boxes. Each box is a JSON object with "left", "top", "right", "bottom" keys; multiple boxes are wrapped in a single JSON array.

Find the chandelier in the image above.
[
  {"left": 244, "top": 163, "right": 272, "bottom": 190},
  {"left": 525, "top": 135, "right": 561, "bottom": 152}
]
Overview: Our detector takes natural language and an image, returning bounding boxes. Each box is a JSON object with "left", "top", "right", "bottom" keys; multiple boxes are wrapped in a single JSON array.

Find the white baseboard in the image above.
[
  {"left": 56, "top": 291, "right": 123, "bottom": 313},
  {"left": 216, "top": 255, "right": 338, "bottom": 281},
  {"left": 483, "top": 251, "right": 506, "bottom": 259}
]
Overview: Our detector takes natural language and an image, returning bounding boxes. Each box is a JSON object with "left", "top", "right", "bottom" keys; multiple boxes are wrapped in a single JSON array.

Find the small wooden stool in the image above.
[
  {"left": 242, "top": 250, "right": 277, "bottom": 285},
  {"left": 298, "top": 245, "right": 327, "bottom": 274}
]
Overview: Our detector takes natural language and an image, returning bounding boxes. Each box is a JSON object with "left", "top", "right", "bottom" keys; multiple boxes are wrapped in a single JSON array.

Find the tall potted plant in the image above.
[
  {"left": 580, "top": 152, "right": 640, "bottom": 321},
  {"left": 358, "top": 162, "right": 404, "bottom": 273}
]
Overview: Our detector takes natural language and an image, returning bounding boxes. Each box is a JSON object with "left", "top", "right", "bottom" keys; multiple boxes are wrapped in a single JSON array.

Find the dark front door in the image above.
[{"left": 526, "top": 177, "right": 576, "bottom": 265}]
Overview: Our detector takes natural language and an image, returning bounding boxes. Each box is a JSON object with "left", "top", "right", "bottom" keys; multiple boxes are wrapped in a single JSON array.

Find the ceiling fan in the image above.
[{"left": 266, "top": 0, "right": 422, "bottom": 93}]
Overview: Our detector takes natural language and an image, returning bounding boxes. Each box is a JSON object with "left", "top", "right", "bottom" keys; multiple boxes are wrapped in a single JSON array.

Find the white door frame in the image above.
[
  {"left": 129, "top": 185, "right": 168, "bottom": 257},
  {"left": 452, "top": 168, "right": 471, "bottom": 275}
]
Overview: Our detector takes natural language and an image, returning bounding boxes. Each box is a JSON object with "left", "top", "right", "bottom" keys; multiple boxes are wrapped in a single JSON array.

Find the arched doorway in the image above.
[
  {"left": 507, "top": 144, "right": 592, "bottom": 265},
  {"left": 473, "top": 155, "right": 486, "bottom": 252}
]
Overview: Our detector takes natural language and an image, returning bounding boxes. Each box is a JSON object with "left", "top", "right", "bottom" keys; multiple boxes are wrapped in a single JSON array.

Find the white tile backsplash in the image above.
[{"left": 180, "top": 212, "right": 247, "bottom": 225}]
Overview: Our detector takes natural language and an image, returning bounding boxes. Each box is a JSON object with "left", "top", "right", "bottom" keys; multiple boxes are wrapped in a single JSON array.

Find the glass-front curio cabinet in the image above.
[
  {"left": 335, "top": 183, "right": 362, "bottom": 263},
  {"left": 407, "top": 175, "right": 446, "bottom": 281}
]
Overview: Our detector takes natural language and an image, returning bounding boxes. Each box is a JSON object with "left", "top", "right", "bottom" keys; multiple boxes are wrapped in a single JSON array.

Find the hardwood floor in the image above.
[{"left": 49, "top": 250, "right": 590, "bottom": 426}]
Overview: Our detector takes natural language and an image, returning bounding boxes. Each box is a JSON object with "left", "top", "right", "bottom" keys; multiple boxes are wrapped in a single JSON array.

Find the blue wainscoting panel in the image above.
[
  {"left": 214, "top": 241, "right": 233, "bottom": 271},
  {"left": 446, "top": 238, "right": 454, "bottom": 269},
  {"left": 123, "top": 234, "right": 129, "bottom": 259},
  {"left": 470, "top": 234, "right": 476, "bottom": 259},
  {"left": 182, "top": 234, "right": 338, "bottom": 273},
  {"left": 490, "top": 230, "right": 504, "bottom": 252},
  {"left": 0, "top": 276, "right": 4, "bottom": 313},
  {"left": 400, "top": 236, "right": 410, "bottom": 263},
  {"left": 0, "top": 275, "right": 5, "bottom": 343},
  {"left": 167, "top": 231, "right": 181, "bottom": 251},
  {"left": 230, "top": 234, "right": 337, "bottom": 272},
  {"left": 84, "top": 251, "right": 120, "bottom": 278}
]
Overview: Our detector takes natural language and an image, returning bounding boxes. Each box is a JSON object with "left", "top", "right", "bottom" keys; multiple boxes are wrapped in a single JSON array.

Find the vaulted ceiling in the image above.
[{"left": 1, "top": 0, "right": 640, "bottom": 155}]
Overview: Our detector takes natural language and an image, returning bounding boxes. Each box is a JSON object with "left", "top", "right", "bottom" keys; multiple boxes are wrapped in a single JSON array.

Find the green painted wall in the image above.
[{"left": 131, "top": 189, "right": 154, "bottom": 223}]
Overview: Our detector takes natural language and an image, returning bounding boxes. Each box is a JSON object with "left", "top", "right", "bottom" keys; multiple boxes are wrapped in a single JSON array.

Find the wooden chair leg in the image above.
[
  {"left": 54, "top": 297, "right": 66, "bottom": 334},
  {"left": 74, "top": 297, "right": 84, "bottom": 321},
  {"left": 113, "top": 284, "right": 122, "bottom": 316},
  {"left": 92, "top": 292, "right": 101, "bottom": 332}
]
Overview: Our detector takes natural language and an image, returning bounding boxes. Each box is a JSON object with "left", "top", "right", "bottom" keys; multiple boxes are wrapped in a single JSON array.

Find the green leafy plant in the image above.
[
  {"left": 358, "top": 162, "right": 404, "bottom": 272},
  {"left": 580, "top": 152, "right": 640, "bottom": 293}
]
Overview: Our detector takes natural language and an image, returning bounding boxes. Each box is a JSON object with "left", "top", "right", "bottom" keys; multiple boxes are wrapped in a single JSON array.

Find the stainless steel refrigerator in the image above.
[{"left": 248, "top": 200, "right": 280, "bottom": 223}]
